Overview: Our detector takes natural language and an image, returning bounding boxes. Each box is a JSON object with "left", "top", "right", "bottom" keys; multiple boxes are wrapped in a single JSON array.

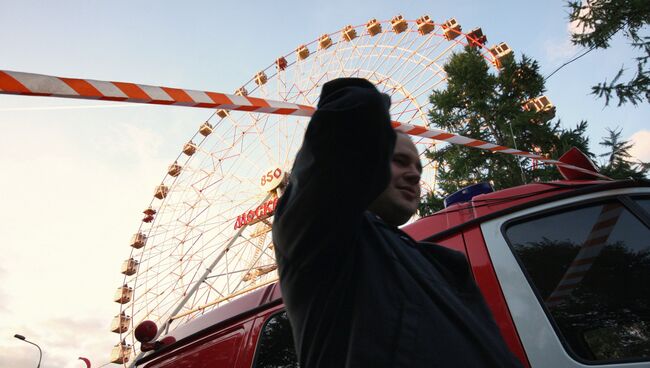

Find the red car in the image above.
[{"left": 135, "top": 178, "right": 650, "bottom": 368}]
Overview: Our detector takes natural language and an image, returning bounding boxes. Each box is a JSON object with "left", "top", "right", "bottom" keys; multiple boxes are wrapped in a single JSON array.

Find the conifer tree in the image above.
[
  {"left": 421, "top": 47, "right": 593, "bottom": 214},
  {"left": 598, "top": 128, "right": 648, "bottom": 179}
]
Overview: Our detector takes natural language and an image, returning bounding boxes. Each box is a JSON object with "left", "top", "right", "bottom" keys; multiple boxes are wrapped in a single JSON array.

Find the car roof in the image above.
[{"left": 404, "top": 179, "right": 648, "bottom": 242}]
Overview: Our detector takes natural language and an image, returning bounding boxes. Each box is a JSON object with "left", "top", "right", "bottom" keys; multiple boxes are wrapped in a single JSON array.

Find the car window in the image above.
[
  {"left": 254, "top": 311, "right": 299, "bottom": 368},
  {"left": 504, "top": 200, "right": 650, "bottom": 363},
  {"left": 634, "top": 196, "right": 650, "bottom": 215}
]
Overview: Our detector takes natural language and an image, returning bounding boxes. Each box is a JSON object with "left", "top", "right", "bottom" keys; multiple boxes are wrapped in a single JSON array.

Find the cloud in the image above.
[
  {"left": 629, "top": 130, "right": 650, "bottom": 163},
  {"left": 0, "top": 346, "right": 46, "bottom": 368},
  {"left": 1, "top": 316, "right": 115, "bottom": 368},
  {"left": 0, "top": 266, "right": 9, "bottom": 314},
  {"left": 544, "top": 39, "right": 578, "bottom": 62},
  {"left": 0, "top": 104, "right": 145, "bottom": 112},
  {"left": 545, "top": 1, "right": 594, "bottom": 63},
  {"left": 0, "top": 118, "right": 170, "bottom": 368},
  {"left": 39, "top": 317, "right": 116, "bottom": 368},
  {"left": 567, "top": 1, "right": 594, "bottom": 36}
]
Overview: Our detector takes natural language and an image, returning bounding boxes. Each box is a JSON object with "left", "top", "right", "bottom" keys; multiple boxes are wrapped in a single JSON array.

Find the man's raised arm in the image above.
[{"left": 272, "top": 78, "right": 396, "bottom": 264}]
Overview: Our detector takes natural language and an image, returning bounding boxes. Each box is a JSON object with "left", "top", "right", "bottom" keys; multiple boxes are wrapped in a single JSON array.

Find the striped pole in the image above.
[{"left": 0, "top": 70, "right": 610, "bottom": 180}]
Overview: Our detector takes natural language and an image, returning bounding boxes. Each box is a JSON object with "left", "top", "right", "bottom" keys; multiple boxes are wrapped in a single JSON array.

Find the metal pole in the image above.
[
  {"left": 14, "top": 334, "right": 42, "bottom": 368},
  {"left": 163, "top": 192, "right": 271, "bottom": 334}
]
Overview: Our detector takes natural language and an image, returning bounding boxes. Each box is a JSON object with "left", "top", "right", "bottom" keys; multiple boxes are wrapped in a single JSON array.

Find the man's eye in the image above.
[{"left": 393, "top": 157, "right": 408, "bottom": 166}]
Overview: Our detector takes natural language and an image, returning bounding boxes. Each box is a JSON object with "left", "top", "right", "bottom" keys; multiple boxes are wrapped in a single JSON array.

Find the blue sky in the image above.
[{"left": 1, "top": 1, "right": 648, "bottom": 367}]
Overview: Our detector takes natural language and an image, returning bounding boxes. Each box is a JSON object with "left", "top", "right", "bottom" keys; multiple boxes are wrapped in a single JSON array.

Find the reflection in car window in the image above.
[
  {"left": 505, "top": 200, "right": 650, "bottom": 362},
  {"left": 254, "top": 311, "right": 299, "bottom": 368},
  {"left": 634, "top": 197, "right": 650, "bottom": 215}
]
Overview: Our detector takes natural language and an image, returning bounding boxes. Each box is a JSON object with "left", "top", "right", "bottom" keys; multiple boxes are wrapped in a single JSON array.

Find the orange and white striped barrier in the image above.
[
  {"left": 0, "top": 70, "right": 610, "bottom": 180},
  {"left": 0, "top": 70, "right": 315, "bottom": 117},
  {"left": 391, "top": 121, "right": 610, "bottom": 180},
  {"left": 545, "top": 202, "right": 623, "bottom": 307}
]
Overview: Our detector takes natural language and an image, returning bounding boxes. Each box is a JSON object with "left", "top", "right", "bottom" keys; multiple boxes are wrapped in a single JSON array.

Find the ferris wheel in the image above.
[{"left": 108, "top": 15, "right": 513, "bottom": 365}]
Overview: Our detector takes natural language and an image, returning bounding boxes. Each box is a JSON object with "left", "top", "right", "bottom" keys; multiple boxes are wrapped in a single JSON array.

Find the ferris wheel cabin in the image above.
[
  {"left": 523, "top": 95, "right": 557, "bottom": 123},
  {"left": 111, "top": 313, "right": 131, "bottom": 334},
  {"left": 466, "top": 27, "right": 488, "bottom": 48},
  {"left": 489, "top": 42, "right": 513, "bottom": 69},
  {"left": 121, "top": 258, "right": 139, "bottom": 276},
  {"left": 342, "top": 25, "right": 358, "bottom": 41},
  {"left": 114, "top": 284, "right": 133, "bottom": 304},
  {"left": 166, "top": 162, "right": 182, "bottom": 177},
  {"left": 365, "top": 18, "right": 382, "bottom": 36},
  {"left": 416, "top": 15, "right": 435, "bottom": 35},
  {"left": 182, "top": 141, "right": 197, "bottom": 156},
  {"left": 390, "top": 15, "right": 408, "bottom": 34},
  {"left": 442, "top": 18, "right": 462, "bottom": 40},
  {"left": 111, "top": 342, "right": 131, "bottom": 364}
]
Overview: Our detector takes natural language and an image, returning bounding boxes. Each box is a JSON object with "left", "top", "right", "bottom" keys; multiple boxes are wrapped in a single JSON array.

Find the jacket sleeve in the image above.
[{"left": 272, "top": 82, "right": 396, "bottom": 266}]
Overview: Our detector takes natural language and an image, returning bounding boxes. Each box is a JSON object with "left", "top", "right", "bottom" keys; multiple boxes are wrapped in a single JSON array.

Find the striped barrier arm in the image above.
[
  {"left": 0, "top": 70, "right": 315, "bottom": 117},
  {"left": 392, "top": 121, "right": 611, "bottom": 180},
  {"left": 0, "top": 70, "right": 610, "bottom": 180}
]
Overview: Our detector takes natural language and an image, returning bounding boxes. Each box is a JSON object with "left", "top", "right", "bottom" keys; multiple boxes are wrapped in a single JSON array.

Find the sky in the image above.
[{"left": 0, "top": 1, "right": 648, "bottom": 367}]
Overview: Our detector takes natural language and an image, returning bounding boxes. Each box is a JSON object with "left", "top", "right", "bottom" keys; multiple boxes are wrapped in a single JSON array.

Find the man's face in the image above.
[{"left": 369, "top": 133, "right": 422, "bottom": 226}]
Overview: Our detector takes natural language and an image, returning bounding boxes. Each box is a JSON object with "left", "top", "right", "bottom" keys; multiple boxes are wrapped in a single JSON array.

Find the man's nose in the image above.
[{"left": 404, "top": 168, "right": 420, "bottom": 185}]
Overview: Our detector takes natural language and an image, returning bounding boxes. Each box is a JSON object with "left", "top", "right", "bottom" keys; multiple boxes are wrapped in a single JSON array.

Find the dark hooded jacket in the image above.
[{"left": 272, "top": 78, "right": 523, "bottom": 368}]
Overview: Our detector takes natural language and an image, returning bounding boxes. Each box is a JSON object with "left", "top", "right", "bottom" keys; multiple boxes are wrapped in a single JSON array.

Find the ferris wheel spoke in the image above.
[
  {"left": 357, "top": 30, "right": 395, "bottom": 78},
  {"left": 392, "top": 36, "right": 443, "bottom": 79},
  {"left": 379, "top": 33, "right": 429, "bottom": 82},
  {"left": 392, "top": 34, "right": 444, "bottom": 80},
  {"left": 205, "top": 262, "right": 277, "bottom": 279},
  {"left": 391, "top": 72, "right": 446, "bottom": 124},
  {"left": 389, "top": 39, "right": 444, "bottom": 100},
  {"left": 227, "top": 245, "right": 274, "bottom": 297},
  {"left": 395, "top": 54, "right": 446, "bottom": 97},
  {"left": 361, "top": 32, "right": 399, "bottom": 79}
]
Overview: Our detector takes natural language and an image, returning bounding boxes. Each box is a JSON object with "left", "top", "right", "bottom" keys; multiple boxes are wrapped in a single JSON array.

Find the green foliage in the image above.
[
  {"left": 421, "top": 47, "right": 593, "bottom": 215},
  {"left": 567, "top": 0, "right": 650, "bottom": 106},
  {"left": 598, "top": 127, "right": 648, "bottom": 179},
  {"left": 256, "top": 312, "right": 299, "bottom": 368}
]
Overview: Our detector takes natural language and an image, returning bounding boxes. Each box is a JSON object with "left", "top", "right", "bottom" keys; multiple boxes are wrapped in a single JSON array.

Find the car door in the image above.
[{"left": 480, "top": 187, "right": 650, "bottom": 367}]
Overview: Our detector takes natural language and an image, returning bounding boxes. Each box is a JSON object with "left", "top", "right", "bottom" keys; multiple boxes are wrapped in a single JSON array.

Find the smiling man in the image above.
[
  {"left": 367, "top": 131, "right": 422, "bottom": 226},
  {"left": 272, "top": 78, "right": 522, "bottom": 368}
]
